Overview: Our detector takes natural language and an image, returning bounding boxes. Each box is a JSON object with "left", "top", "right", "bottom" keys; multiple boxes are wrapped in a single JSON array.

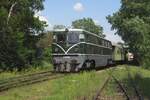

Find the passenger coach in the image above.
[{"left": 52, "top": 29, "right": 112, "bottom": 72}]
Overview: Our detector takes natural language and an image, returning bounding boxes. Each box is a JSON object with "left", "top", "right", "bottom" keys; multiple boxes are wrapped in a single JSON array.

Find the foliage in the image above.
[
  {"left": 0, "top": 0, "right": 46, "bottom": 71},
  {"left": 37, "top": 32, "right": 52, "bottom": 48},
  {"left": 72, "top": 18, "right": 103, "bottom": 36},
  {"left": 36, "top": 32, "right": 52, "bottom": 65},
  {"left": 107, "top": 0, "right": 150, "bottom": 68}
]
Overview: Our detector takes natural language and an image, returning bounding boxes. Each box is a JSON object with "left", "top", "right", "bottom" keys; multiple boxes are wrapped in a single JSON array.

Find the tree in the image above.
[
  {"left": 0, "top": 0, "right": 46, "bottom": 71},
  {"left": 37, "top": 32, "right": 52, "bottom": 48},
  {"left": 72, "top": 18, "right": 103, "bottom": 36},
  {"left": 107, "top": 0, "right": 150, "bottom": 68}
]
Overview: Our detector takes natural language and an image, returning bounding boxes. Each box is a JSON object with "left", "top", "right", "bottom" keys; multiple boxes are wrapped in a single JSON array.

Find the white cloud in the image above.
[
  {"left": 73, "top": 2, "right": 84, "bottom": 12},
  {"left": 34, "top": 13, "right": 49, "bottom": 24}
]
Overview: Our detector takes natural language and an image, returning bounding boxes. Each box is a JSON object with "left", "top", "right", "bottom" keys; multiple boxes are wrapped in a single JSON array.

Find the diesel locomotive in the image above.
[{"left": 51, "top": 29, "right": 118, "bottom": 72}]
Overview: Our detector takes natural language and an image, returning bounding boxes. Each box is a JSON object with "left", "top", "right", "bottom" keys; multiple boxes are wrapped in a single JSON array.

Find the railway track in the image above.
[
  {"left": 93, "top": 75, "right": 130, "bottom": 100},
  {"left": 0, "top": 71, "right": 64, "bottom": 92},
  {"left": 93, "top": 66, "right": 143, "bottom": 100}
]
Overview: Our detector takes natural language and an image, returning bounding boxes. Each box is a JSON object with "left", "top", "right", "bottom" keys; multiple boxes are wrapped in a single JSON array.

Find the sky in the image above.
[{"left": 38, "top": 0, "right": 123, "bottom": 43}]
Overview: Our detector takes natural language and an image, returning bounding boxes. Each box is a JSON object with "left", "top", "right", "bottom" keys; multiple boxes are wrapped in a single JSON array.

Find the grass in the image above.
[
  {"left": 0, "top": 65, "right": 150, "bottom": 100},
  {"left": 44, "top": 71, "right": 109, "bottom": 100},
  {"left": 0, "top": 70, "right": 109, "bottom": 100}
]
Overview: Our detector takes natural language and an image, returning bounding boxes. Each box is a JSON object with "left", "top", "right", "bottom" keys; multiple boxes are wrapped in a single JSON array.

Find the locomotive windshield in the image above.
[
  {"left": 55, "top": 33, "right": 66, "bottom": 43},
  {"left": 53, "top": 31, "right": 80, "bottom": 44},
  {"left": 53, "top": 32, "right": 67, "bottom": 52},
  {"left": 52, "top": 31, "right": 81, "bottom": 53},
  {"left": 68, "top": 32, "right": 79, "bottom": 44}
]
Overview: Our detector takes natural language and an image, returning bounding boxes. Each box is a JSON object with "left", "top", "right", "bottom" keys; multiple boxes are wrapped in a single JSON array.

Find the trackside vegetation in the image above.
[
  {"left": 0, "top": 66, "right": 150, "bottom": 100},
  {"left": 107, "top": 0, "right": 150, "bottom": 68}
]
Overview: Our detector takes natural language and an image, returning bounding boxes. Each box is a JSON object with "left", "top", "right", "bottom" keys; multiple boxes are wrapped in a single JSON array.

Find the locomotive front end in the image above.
[{"left": 52, "top": 29, "right": 84, "bottom": 72}]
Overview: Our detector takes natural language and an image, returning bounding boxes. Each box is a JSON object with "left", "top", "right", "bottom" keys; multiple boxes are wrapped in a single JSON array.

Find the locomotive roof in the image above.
[
  {"left": 52, "top": 28, "right": 111, "bottom": 43},
  {"left": 53, "top": 28, "right": 83, "bottom": 32}
]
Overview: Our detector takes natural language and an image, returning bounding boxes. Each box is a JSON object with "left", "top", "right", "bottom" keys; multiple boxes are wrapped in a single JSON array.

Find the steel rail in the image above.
[
  {"left": 112, "top": 75, "right": 130, "bottom": 100},
  {"left": 93, "top": 76, "right": 112, "bottom": 100},
  {"left": 93, "top": 68, "right": 115, "bottom": 100},
  {"left": 0, "top": 71, "right": 52, "bottom": 84}
]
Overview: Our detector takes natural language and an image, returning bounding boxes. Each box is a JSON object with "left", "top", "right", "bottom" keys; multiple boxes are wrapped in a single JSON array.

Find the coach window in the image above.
[
  {"left": 86, "top": 35, "right": 89, "bottom": 41},
  {"left": 105, "top": 41, "right": 107, "bottom": 47},
  {"left": 87, "top": 44, "right": 91, "bottom": 54},
  {"left": 102, "top": 40, "right": 104, "bottom": 46},
  {"left": 53, "top": 35, "right": 56, "bottom": 42},
  {"left": 98, "top": 39, "right": 102, "bottom": 45},
  {"left": 108, "top": 42, "right": 110, "bottom": 47},
  {"left": 95, "top": 37, "right": 99, "bottom": 45},
  {"left": 102, "top": 48, "right": 104, "bottom": 55},
  {"left": 107, "top": 42, "right": 110, "bottom": 47},
  {"left": 106, "top": 42, "right": 109, "bottom": 47},
  {"left": 108, "top": 42, "right": 111, "bottom": 48},
  {"left": 95, "top": 37, "right": 98, "bottom": 44},
  {"left": 109, "top": 42, "right": 112, "bottom": 48},
  {"left": 104, "top": 48, "right": 108, "bottom": 55},
  {"left": 89, "top": 35, "right": 93, "bottom": 43},
  {"left": 102, "top": 40, "right": 105, "bottom": 46},
  {"left": 79, "top": 34, "right": 85, "bottom": 42},
  {"left": 91, "top": 36, "right": 95, "bottom": 44}
]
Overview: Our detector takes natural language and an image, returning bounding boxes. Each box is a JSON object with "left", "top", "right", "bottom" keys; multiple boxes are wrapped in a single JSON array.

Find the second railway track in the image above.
[{"left": 0, "top": 71, "right": 64, "bottom": 92}]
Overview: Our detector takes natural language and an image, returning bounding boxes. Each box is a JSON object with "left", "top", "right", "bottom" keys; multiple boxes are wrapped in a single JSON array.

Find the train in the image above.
[{"left": 51, "top": 29, "right": 130, "bottom": 72}]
